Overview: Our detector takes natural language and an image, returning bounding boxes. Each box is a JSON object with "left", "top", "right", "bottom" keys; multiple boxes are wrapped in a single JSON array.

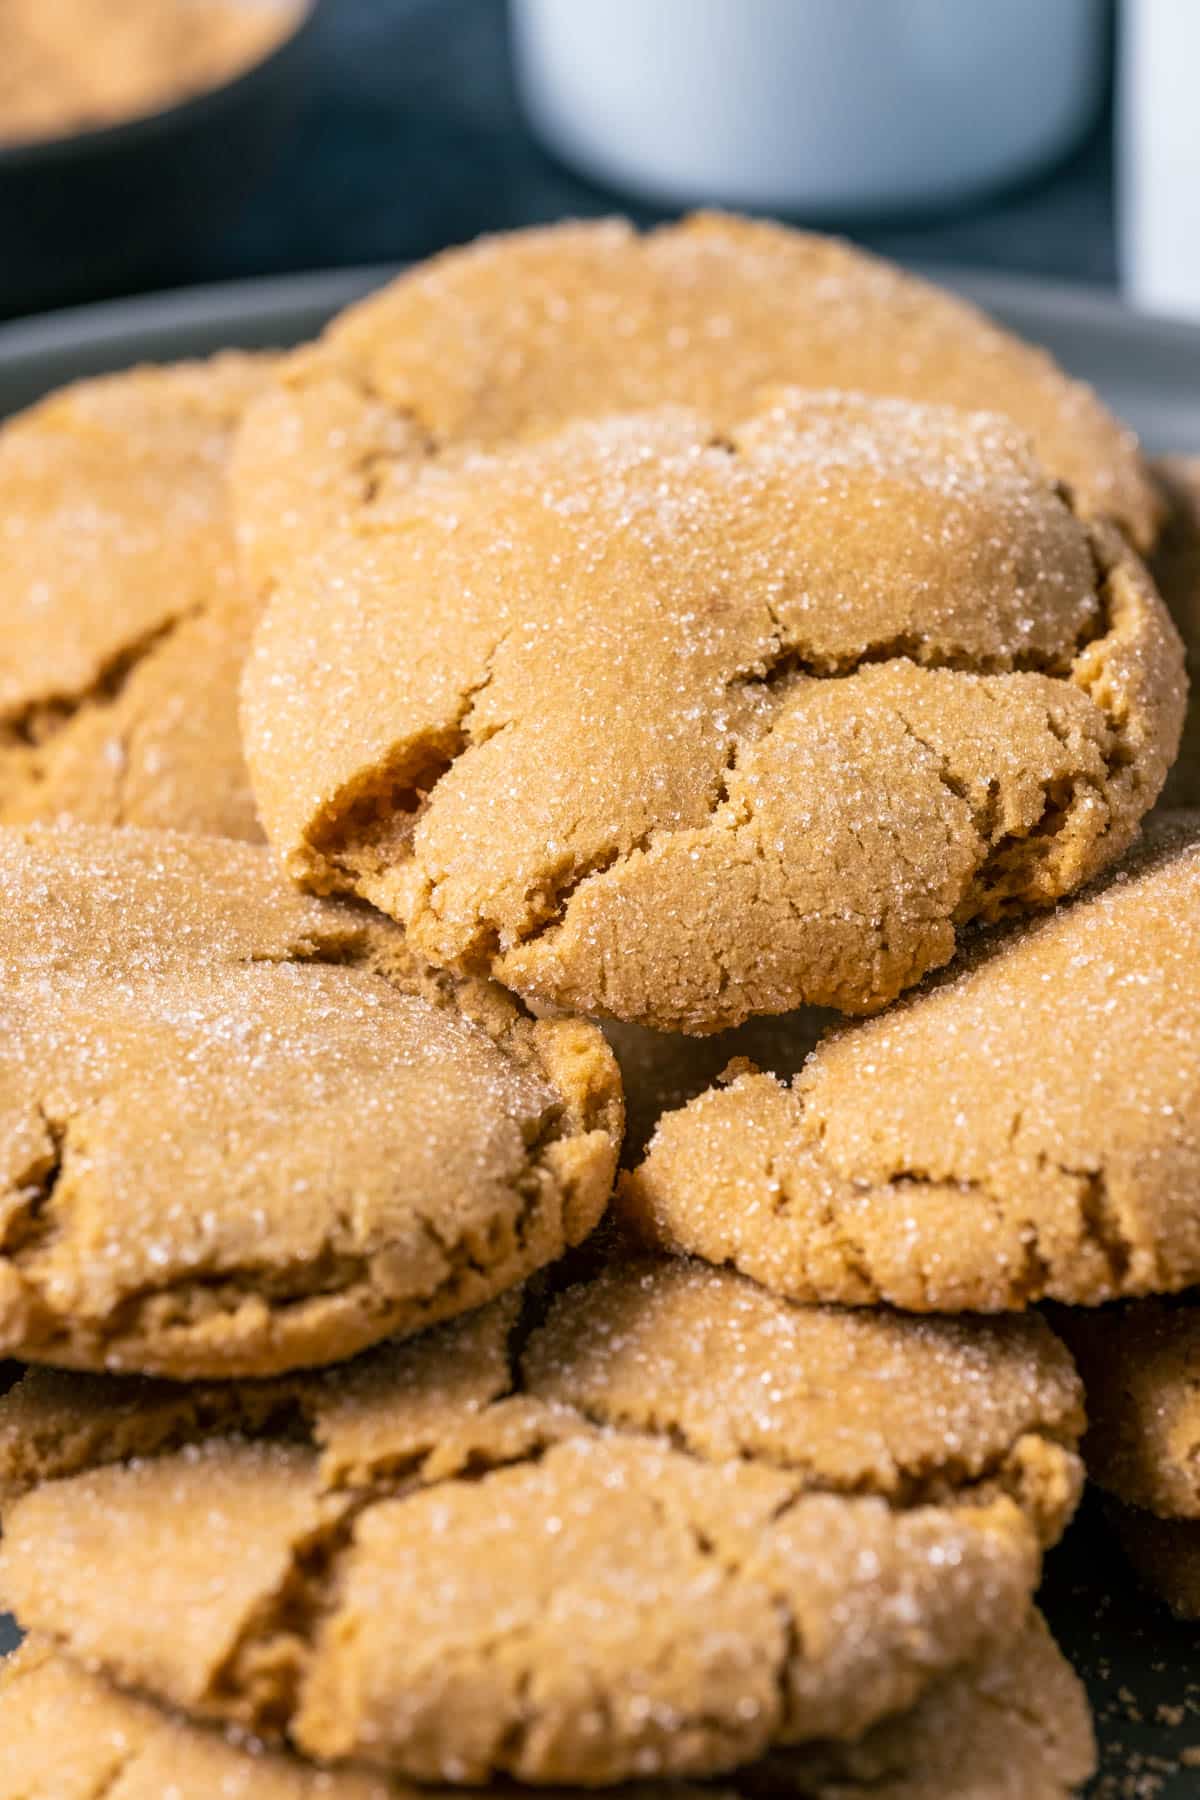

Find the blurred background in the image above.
[{"left": 1, "top": 0, "right": 1197, "bottom": 322}]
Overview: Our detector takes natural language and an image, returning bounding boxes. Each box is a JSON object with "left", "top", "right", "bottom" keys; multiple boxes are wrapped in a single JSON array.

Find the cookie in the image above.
[
  {"left": 0, "top": 1256, "right": 1082, "bottom": 1784},
  {"left": 242, "top": 394, "right": 1183, "bottom": 1035},
  {"left": 0, "top": 823, "right": 620, "bottom": 1378},
  {"left": 622, "top": 813, "right": 1200, "bottom": 1311},
  {"left": 232, "top": 213, "right": 1157, "bottom": 592},
  {"left": 0, "top": 0, "right": 302, "bottom": 143},
  {"left": 1150, "top": 457, "right": 1200, "bottom": 808},
  {"left": 0, "top": 1615, "right": 1096, "bottom": 1799},
  {"left": 1053, "top": 1297, "right": 1200, "bottom": 1618},
  {"left": 0, "top": 355, "right": 276, "bottom": 840}
]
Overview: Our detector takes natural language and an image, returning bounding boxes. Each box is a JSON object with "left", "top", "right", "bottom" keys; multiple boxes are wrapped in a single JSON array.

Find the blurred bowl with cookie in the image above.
[{"left": 0, "top": 0, "right": 321, "bottom": 318}]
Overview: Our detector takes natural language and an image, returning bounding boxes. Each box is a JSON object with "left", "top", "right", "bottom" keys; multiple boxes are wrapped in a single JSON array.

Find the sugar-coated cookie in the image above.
[
  {"left": 242, "top": 395, "right": 1182, "bottom": 1034},
  {"left": 0, "top": 824, "right": 620, "bottom": 1378},
  {"left": 0, "top": 357, "right": 276, "bottom": 840},
  {"left": 623, "top": 814, "right": 1200, "bottom": 1310},
  {"left": 233, "top": 213, "right": 1158, "bottom": 587},
  {"left": 0, "top": 1257, "right": 1082, "bottom": 1784},
  {"left": 0, "top": 1618, "right": 1096, "bottom": 1800}
]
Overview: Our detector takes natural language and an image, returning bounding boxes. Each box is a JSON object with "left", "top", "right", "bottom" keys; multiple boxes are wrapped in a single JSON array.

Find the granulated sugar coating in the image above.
[
  {"left": 622, "top": 813, "right": 1200, "bottom": 1311},
  {"left": 231, "top": 213, "right": 1157, "bottom": 580},
  {"left": 0, "top": 1616, "right": 1096, "bottom": 1799},
  {"left": 0, "top": 824, "right": 620, "bottom": 1378},
  {"left": 0, "top": 1257, "right": 1083, "bottom": 1785},
  {"left": 1150, "top": 458, "right": 1200, "bottom": 808},
  {"left": 0, "top": 356, "right": 278, "bottom": 841},
  {"left": 243, "top": 393, "right": 1183, "bottom": 1033}
]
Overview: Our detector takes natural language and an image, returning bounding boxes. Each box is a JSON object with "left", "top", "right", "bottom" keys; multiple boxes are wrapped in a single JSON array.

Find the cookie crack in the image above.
[
  {"left": 208, "top": 1495, "right": 368, "bottom": 1736},
  {"left": 743, "top": 630, "right": 1094, "bottom": 688},
  {"left": 787, "top": 1128, "right": 1135, "bottom": 1306},
  {"left": 204, "top": 1423, "right": 589, "bottom": 1746},
  {"left": 1047, "top": 1157, "right": 1133, "bottom": 1289},
  {"left": 527, "top": 1382, "right": 1077, "bottom": 1520},
  {"left": 306, "top": 635, "right": 510, "bottom": 893},
  {"left": 614, "top": 1483, "right": 786, "bottom": 1769},
  {"left": 1, "top": 1106, "right": 65, "bottom": 1259},
  {"left": 326, "top": 363, "right": 441, "bottom": 507},
  {"left": 0, "top": 607, "right": 200, "bottom": 763},
  {"left": 84, "top": 1744, "right": 142, "bottom": 1800}
]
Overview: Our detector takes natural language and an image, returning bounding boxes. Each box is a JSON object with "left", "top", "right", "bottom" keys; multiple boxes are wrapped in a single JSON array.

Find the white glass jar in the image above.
[
  {"left": 1120, "top": 0, "right": 1200, "bottom": 317},
  {"left": 512, "top": 0, "right": 1108, "bottom": 216}
]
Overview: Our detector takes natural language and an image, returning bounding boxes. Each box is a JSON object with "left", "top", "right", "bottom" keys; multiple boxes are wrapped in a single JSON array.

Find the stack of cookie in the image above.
[{"left": 0, "top": 215, "right": 1197, "bottom": 1798}]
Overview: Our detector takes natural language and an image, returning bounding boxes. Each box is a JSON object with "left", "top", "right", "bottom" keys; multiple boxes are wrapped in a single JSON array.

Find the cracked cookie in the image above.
[
  {"left": 0, "top": 824, "right": 620, "bottom": 1378},
  {"left": 1055, "top": 1298, "right": 1200, "bottom": 1618},
  {"left": 621, "top": 812, "right": 1200, "bottom": 1311},
  {"left": 0, "top": 1615, "right": 1096, "bottom": 1799},
  {"left": 1150, "top": 457, "right": 1200, "bottom": 808},
  {"left": 0, "top": 355, "right": 278, "bottom": 840},
  {"left": 242, "top": 393, "right": 1184, "bottom": 1034},
  {"left": 0, "top": 1256, "right": 1083, "bottom": 1784},
  {"left": 232, "top": 213, "right": 1158, "bottom": 596}
]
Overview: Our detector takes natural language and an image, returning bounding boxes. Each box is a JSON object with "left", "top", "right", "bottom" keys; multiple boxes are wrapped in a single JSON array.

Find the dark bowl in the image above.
[{"left": 0, "top": 0, "right": 323, "bottom": 319}]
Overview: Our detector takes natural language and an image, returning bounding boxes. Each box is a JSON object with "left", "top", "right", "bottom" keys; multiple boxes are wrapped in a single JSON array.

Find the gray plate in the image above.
[{"left": 1, "top": 267, "right": 1199, "bottom": 1795}]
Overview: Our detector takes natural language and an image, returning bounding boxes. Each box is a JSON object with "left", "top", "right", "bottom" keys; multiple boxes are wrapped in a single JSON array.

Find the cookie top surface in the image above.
[
  {"left": 242, "top": 394, "right": 1183, "bottom": 1035},
  {"left": 0, "top": 823, "right": 620, "bottom": 1378},
  {"left": 621, "top": 813, "right": 1200, "bottom": 1311},
  {"left": 1150, "top": 457, "right": 1200, "bottom": 809},
  {"left": 1055, "top": 1298, "right": 1200, "bottom": 1520},
  {"left": 0, "top": 1615, "right": 1095, "bottom": 1800},
  {"left": 0, "top": 355, "right": 276, "bottom": 841},
  {"left": 232, "top": 214, "right": 1157, "bottom": 581},
  {"left": 0, "top": 1256, "right": 1082, "bottom": 1784}
]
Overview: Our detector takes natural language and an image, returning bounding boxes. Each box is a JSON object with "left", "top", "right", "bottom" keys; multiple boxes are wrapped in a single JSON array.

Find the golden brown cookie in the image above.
[
  {"left": 0, "top": 824, "right": 620, "bottom": 1378},
  {"left": 232, "top": 213, "right": 1158, "bottom": 589},
  {"left": 1150, "top": 457, "right": 1200, "bottom": 808},
  {"left": 0, "top": 1257, "right": 1083, "bottom": 1784},
  {"left": 0, "top": 0, "right": 302, "bottom": 143},
  {"left": 242, "top": 394, "right": 1183, "bottom": 1035},
  {"left": 0, "top": 1616, "right": 1096, "bottom": 1800},
  {"left": 622, "top": 813, "right": 1200, "bottom": 1311},
  {"left": 0, "top": 355, "right": 277, "bottom": 840}
]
